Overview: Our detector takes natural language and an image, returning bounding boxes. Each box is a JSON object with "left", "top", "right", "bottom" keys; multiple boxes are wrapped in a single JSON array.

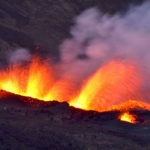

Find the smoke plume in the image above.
[
  {"left": 60, "top": 1, "right": 150, "bottom": 83},
  {"left": 9, "top": 48, "right": 31, "bottom": 64}
]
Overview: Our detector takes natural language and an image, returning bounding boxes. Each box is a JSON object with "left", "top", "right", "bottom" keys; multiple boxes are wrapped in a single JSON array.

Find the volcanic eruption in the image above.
[
  {"left": 0, "top": 54, "right": 150, "bottom": 124},
  {"left": 1, "top": 1, "right": 150, "bottom": 125}
]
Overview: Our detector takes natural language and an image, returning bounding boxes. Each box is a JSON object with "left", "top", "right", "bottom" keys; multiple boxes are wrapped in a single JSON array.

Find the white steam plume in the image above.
[{"left": 60, "top": 1, "right": 150, "bottom": 81}]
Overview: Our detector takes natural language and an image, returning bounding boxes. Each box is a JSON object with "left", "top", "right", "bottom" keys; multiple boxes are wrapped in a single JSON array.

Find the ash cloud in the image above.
[
  {"left": 9, "top": 48, "right": 31, "bottom": 64},
  {"left": 60, "top": 1, "right": 150, "bottom": 81}
]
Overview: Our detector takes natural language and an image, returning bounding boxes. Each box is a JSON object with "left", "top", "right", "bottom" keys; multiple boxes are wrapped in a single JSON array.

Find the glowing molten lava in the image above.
[
  {"left": 70, "top": 61, "right": 144, "bottom": 112},
  {"left": 0, "top": 56, "right": 77, "bottom": 102},
  {"left": 0, "top": 56, "right": 150, "bottom": 122},
  {"left": 119, "top": 112, "right": 137, "bottom": 124},
  {"left": 0, "top": 56, "right": 57, "bottom": 101}
]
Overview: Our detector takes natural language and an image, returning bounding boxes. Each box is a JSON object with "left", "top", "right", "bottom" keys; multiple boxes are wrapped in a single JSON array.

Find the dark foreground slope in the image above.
[
  {"left": 0, "top": 91, "right": 150, "bottom": 150},
  {"left": 0, "top": 0, "right": 146, "bottom": 63}
]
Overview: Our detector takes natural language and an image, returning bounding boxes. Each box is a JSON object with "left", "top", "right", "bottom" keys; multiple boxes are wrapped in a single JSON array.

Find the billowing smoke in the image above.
[
  {"left": 60, "top": 1, "right": 150, "bottom": 84},
  {"left": 9, "top": 48, "right": 31, "bottom": 64}
]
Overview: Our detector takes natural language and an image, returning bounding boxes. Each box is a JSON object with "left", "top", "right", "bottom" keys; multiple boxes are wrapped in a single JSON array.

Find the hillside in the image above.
[{"left": 0, "top": 0, "right": 145, "bottom": 64}]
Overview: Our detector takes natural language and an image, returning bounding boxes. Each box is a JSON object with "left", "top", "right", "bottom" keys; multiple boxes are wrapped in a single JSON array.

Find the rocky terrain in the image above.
[
  {"left": 0, "top": 1, "right": 149, "bottom": 150},
  {"left": 0, "top": 90, "right": 150, "bottom": 150}
]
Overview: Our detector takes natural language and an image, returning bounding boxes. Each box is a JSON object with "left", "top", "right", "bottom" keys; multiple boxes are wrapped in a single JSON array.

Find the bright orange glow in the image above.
[
  {"left": 0, "top": 56, "right": 150, "bottom": 119},
  {"left": 119, "top": 112, "right": 137, "bottom": 123},
  {"left": 70, "top": 61, "right": 143, "bottom": 112},
  {"left": 106, "top": 100, "right": 150, "bottom": 112},
  {"left": 0, "top": 56, "right": 72, "bottom": 101}
]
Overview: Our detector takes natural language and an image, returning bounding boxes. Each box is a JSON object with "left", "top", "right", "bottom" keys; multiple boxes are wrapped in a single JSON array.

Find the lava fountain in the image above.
[
  {"left": 70, "top": 61, "right": 145, "bottom": 111},
  {"left": 0, "top": 56, "right": 55, "bottom": 100},
  {"left": 0, "top": 55, "right": 150, "bottom": 124}
]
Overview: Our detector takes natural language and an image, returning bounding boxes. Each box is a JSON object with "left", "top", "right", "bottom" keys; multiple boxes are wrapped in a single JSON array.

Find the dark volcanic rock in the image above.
[
  {"left": 0, "top": 24, "right": 34, "bottom": 48},
  {"left": 0, "top": 1, "right": 149, "bottom": 149},
  {"left": 0, "top": 90, "right": 150, "bottom": 149}
]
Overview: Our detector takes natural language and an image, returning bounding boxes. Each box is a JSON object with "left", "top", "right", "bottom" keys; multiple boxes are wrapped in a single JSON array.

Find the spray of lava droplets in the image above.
[{"left": 0, "top": 56, "right": 150, "bottom": 124}]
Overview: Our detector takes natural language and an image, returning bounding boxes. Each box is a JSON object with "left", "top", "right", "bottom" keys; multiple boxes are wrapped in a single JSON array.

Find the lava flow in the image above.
[
  {"left": 0, "top": 56, "right": 150, "bottom": 124},
  {"left": 118, "top": 112, "right": 137, "bottom": 124}
]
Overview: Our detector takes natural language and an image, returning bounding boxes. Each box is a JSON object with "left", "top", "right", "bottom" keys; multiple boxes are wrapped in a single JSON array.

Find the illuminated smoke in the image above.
[
  {"left": 9, "top": 48, "right": 31, "bottom": 64},
  {"left": 60, "top": 2, "right": 150, "bottom": 84}
]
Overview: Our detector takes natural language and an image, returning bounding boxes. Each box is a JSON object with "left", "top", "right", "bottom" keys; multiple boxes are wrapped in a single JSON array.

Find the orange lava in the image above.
[
  {"left": 118, "top": 112, "right": 137, "bottom": 124},
  {"left": 0, "top": 56, "right": 79, "bottom": 102},
  {"left": 0, "top": 56, "right": 71, "bottom": 101},
  {"left": 0, "top": 56, "right": 150, "bottom": 120},
  {"left": 106, "top": 100, "right": 150, "bottom": 112},
  {"left": 70, "top": 61, "right": 144, "bottom": 112}
]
